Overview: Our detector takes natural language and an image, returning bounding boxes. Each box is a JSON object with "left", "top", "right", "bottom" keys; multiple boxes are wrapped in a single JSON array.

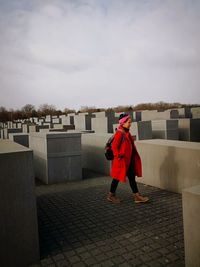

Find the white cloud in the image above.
[{"left": 0, "top": 0, "right": 200, "bottom": 110}]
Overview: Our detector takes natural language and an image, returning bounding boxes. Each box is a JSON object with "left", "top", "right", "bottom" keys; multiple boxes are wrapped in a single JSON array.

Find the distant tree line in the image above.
[
  {"left": 0, "top": 102, "right": 199, "bottom": 122},
  {"left": 79, "top": 102, "right": 199, "bottom": 113},
  {"left": 0, "top": 104, "right": 75, "bottom": 123}
]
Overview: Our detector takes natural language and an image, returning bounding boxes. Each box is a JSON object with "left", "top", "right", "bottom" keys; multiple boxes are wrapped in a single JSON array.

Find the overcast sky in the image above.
[{"left": 0, "top": 0, "right": 200, "bottom": 111}]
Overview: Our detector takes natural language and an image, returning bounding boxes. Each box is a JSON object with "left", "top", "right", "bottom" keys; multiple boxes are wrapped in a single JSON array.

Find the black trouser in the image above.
[{"left": 110, "top": 163, "right": 138, "bottom": 194}]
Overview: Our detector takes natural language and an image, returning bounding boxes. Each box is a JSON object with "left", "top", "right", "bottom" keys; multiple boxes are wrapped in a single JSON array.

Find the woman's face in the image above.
[{"left": 123, "top": 118, "right": 132, "bottom": 129}]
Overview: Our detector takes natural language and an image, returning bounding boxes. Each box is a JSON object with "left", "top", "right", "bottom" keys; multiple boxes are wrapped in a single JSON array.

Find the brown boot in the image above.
[
  {"left": 133, "top": 193, "right": 149, "bottom": 203},
  {"left": 107, "top": 192, "right": 121, "bottom": 203}
]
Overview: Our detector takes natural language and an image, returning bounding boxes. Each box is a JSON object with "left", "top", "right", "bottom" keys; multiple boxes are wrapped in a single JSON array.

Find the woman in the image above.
[{"left": 107, "top": 113, "right": 149, "bottom": 204}]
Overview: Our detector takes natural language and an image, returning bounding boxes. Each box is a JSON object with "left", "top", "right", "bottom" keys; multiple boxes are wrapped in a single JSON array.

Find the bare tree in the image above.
[
  {"left": 38, "top": 104, "right": 57, "bottom": 116},
  {"left": 63, "top": 108, "right": 76, "bottom": 114},
  {"left": 21, "top": 104, "right": 36, "bottom": 119},
  {"left": 0, "top": 106, "right": 9, "bottom": 122}
]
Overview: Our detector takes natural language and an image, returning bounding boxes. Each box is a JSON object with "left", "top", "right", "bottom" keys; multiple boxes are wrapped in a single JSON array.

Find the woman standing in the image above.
[{"left": 107, "top": 113, "right": 149, "bottom": 204}]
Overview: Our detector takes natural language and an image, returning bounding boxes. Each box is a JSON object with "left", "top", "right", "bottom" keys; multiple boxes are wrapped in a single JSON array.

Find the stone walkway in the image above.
[{"left": 30, "top": 175, "right": 185, "bottom": 267}]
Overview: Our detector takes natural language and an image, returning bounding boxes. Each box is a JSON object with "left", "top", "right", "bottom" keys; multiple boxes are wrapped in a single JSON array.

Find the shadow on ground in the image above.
[{"left": 35, "top": 177, "right": 185, "bottom": 267}]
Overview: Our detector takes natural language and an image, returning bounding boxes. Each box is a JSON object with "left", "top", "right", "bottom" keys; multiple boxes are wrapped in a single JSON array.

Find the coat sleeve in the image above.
[{"left": 111, "top": 130, "right": 124, "bottom": 159}]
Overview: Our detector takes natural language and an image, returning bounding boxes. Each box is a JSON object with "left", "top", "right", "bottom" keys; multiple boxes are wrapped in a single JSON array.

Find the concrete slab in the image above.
[
  {"left": 29, "top": 132, "right": 82, "bottom": 184},
  {"left": 9, "top": 132, "right": 29, "bottom": 147},
  {"left": 183, "top": 185, "right": 200, "bottom": 267},
  {"left": 82, "top": 133, "right": 112, "bottom": 175},
  {"left": 130, "top": 121, "right": 152, "bottom": 140},
  {"left": 136, "top": 139, "right": 200, "bottom": 193},
  {"left": 152, "top": 120, "right": 179, "bottom": 140},
  {"left": 178, "top": 118, "right": 200, "bottom": 141},
  {"left": 3, "top": 128, "right": 22, "bottom": 139},
  {"left": 191, "top": 107, "right": 200, "bottom": 118},
  {"left": 0, "top": 140, "right": 39, "bottom": 267}
]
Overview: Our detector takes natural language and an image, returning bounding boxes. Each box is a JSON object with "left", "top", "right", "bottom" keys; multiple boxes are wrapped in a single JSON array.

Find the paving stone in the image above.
[
  {"left": 118, "top": 262, "right": 133, "bottom": 267},
  {"left": 79, "top": 251, "right": 92, "bottom": 260},
  {"left": 35, "top": 176, "right": 185, "bottom": 267},
  {"left": 75, "top": 247, "right": 87, "bottom": 254},
  {"left": 95, "top": 253, "right": 109, "bottom": 262},
  {"left": 52, "top": 254, "right": 65, "bottom": 262},
  {"left": 71, "top": 262, "right": 86, "bottom": 267},
  {"left": 111, "top": 255, "right": 125, "bottom": 264},
  {"left": 90, "top": 248, "right": 102, "bottom": 256},
  {"left": 41, "top": 257, "right": 54, "bottom": 266},
  {"left": 128, "top": 257, "right": 144, "bottom": 266},
  {"left": 100, "top": 259, "right": 115, "bottom": 266},
  {"left": 67, "top": 255, "right": 81, "bottom": 264},
  {"left": 83, "top": 257, "right": 97, "bottom": 265},
  {"left": 54, "top": 260, "right": 69, "bottom": 267}
]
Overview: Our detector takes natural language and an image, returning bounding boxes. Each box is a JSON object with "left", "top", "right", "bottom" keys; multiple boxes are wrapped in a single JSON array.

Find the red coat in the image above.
[{"left": 110, "top": 126, "right": 142, "bottom": 183}]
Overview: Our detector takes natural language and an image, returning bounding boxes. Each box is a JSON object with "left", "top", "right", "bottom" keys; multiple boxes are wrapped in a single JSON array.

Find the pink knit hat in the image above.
[{"left": 119, "top": 114, "right": 131, "bottom": 125}]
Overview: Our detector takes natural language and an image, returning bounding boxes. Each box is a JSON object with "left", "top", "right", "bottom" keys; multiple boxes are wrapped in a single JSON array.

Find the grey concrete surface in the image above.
[
  {"left": 191, "top": 107, "right": 200, "bottom": 119},
  {"left": 178, "top": 118, "right": 200, "bottom": 142},
  {"left": 152, "top": 120, "right": 178, "bottom": 140},
  {"left": 9, "top": 132, "right": 29, "bottom": 147},
  {"left": 182, "top": 185, "right": 200, "bottom": 267},
  {"left": 0, "top": 140, "right": 39, "bottom": 267},
  {"left": 141, "top": 110, "right": 179, "bottom": 121},
  {"left": 3, "top": 128, "right": 22, "bottom": 139},
  {"left": 81, "top": 133, "right": 112, "bottom": 175},
  {"left": 136, "top": 139, "right": 200, "bottom": 193},
  {"left": 130, "top": 121, "right": 152, "bottom": 140},
  {"left": 29, "top": 132, "right": 82, "bottom": 184}
]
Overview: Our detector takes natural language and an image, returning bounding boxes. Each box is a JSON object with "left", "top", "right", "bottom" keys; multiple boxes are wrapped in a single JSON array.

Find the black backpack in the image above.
[{"left": 104, "top": 129, "right": 125, "bottom": 160}]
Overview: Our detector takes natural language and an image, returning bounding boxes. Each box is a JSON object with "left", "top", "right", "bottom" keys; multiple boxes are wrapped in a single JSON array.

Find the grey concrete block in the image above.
[
  {"left": 179, "top": 118, "right": 200, "bottom": 141},
  {"left": 152, "top": 120, "right": 178, "bottom": 140},
  {"left": 190, "top": 119, "right": 200, "bottom": 142},
  {"left": 22, "top": 123, "right": 36, "bottom": 133},
  {"left": 29, "top": 132, "right": 82, "bottom": 184},
  {"left": 60, "top": 115, "right": 70, "bottom": 125},
  {"left": 178, "top": 119, "right": 190, "bottom": 141},
  {"left": 170, "top": 109, "right": 179, "bottom": 119},
  {"left": 9, "top": 133, "right": 29, "bottom": 147},
  {"left": 67, "top": 113, "right": 75, "bottom": 125},
  {"left": 131, "top": 121, "right": 152, "bottom": 140},
  {"left": 45, "top": 115, "right": 52, "bottom": 123},
  {"left": 37, "top": 125, "right": 50, "bottom": 132},
  {"left": 29, "top": 125, "right": 37, "bottom": 133},
  {"left": 106, "top": 111, "right": 122, "bottom": 133},
  {"left": 0, "top": 129, "right": 3, "bottom": 139},
  {"left": 136, "top": 139, "right": 200, "bottom": 193},
  {"left": 135, "top": 111, "right": 142, "bottom": 121},
  {"left": 43, "top": 122, "right": 53, "bottom": 128},
  {"left": 191, "top": 107, "right": 200, "bottom": 118},
  {"left": 0, "top": 140, "right": 39, "bottom": 267},
  {"left": 63, "top": 125, "right": 75, "bottom": 131},
  {"left": 91, "top": 111, "right": 119, "bottom": 134},
  {"left": 86, "top": 114, "right": 95, "bottom": 130},
  {"left": 141, "top": 109, "right": 179, "bottom": 121},
  {"left": 92, "top": 117, "right": 108, "bottom": 133},
  {"left": 138, "top": 121, "right": 152, "bottom": 140},
  {"left": 52, "top": 123, "right": 63, "bottom": 129},
  {"left": 183, "top": 185, "right": 200, "bottom": 267},
  {"left": 3, "top": 128, "right": 22, "bottom": 139},
  {"left": 17, "top": 122, "right": 22, "bottom": 128},
  {"left": 178, "top": 107, "right": 192, "bottom": 118},
  {"left": 81, "top": 133, "right": 112, "bottom": 175},
  {"left": 74, "top": 113, "right": 87, "bottom": 131},
  {"left": 52, "top": 118, "right": 61, "bottom": 124}
]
